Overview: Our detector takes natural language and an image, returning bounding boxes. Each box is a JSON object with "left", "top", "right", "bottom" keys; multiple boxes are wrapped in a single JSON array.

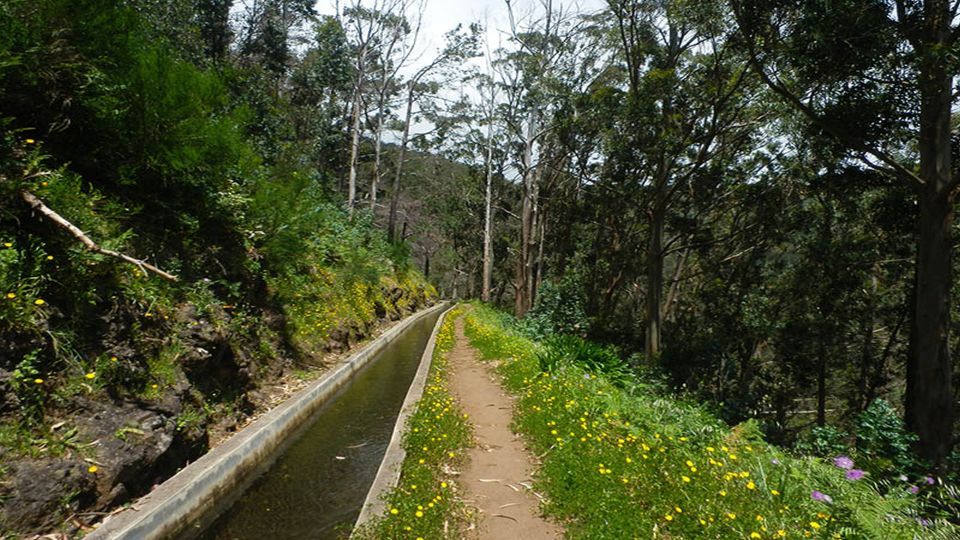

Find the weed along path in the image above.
[{"left": 448, "top": 316, "right": 563, "bottom": 539}]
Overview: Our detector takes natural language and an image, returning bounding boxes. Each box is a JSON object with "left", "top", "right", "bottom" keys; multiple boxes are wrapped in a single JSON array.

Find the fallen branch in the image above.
[{"left": 20, "top": 190, "right": 178, "bottom": 282}]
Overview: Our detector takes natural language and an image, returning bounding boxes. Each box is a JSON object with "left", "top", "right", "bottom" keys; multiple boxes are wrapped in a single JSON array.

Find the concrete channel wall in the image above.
[
  {"left": 352, "top": 303, "right": 455, "bottom": 533},
  {"left": 88, "top": 302, "right": 448, "bottom": 540}
]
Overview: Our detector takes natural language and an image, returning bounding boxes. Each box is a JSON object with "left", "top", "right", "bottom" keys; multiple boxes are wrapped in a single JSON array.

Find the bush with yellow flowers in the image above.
[{"left": 463, "top": 303, "right": 957, "bottom": 540}]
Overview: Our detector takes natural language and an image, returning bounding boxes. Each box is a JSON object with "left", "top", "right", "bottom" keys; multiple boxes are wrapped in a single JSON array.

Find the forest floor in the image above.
[{"left": 447, "top": 317, "right": 563, "bottom": 539}]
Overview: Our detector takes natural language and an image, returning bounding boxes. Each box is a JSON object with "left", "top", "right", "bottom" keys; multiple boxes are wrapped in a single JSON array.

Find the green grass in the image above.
[
  {"left": 356, "top": 305, "right": 472, "bottom": 540},
  {"left": 463, "top": 303, "right": 957, "bottom": 540}
]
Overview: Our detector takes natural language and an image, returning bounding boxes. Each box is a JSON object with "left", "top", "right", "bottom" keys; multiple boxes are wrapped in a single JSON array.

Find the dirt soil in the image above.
[{"left": 448, "top": 317, "right": 563, "bottom": 539}]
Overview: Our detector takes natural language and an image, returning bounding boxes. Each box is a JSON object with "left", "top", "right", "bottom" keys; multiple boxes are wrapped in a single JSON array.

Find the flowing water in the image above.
[{"left": 197, "top": 310, "right": 442, "bottom": 540}]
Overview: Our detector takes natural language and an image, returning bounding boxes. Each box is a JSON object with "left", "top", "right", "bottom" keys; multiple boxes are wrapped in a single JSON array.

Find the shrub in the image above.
[
  {"left": 855, "top": 399, "right": 918, "bottom": 475},
  {"left": 537, "top": 334, "right": 632, "bottom": 386},
  {"left": 794, "top": 425, "right": 851, "bottom": 459},
  {"left": 523, "top": 274, "right": 589, "bottom": 338}
]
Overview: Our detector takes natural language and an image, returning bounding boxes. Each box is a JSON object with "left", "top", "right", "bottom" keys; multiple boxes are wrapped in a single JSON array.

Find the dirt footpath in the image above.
[{"left": 448, "top": 317, "right": 563, "bottom": 539}]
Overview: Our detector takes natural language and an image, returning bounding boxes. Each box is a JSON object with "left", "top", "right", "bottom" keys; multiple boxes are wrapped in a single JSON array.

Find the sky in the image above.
[
  {"left": 302, "top": 0, "right": 610, "bottom": 151},
  {"left": 312, "top": 0, "right": 608, "bottom": 72}
]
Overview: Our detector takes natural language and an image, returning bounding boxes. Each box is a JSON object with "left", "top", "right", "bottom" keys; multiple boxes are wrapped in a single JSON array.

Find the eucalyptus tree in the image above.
[
  {"left": 730, "top": 0, "right": 958, "bottom": 468},
  {"left": 387, "top": 23, "right": 482, "bottom": 242},
  {"left": 603, "top": 0, "right": 762, "bottom": 362},
  {"left": 364, "top": 0, "right": 425, "bottom": 213},
  {"left": 197, "top": 0, "right": 232, "bottom": 61},
  {"left": 237, "top": 0, "right": 316, "bottom": 78},
  {"left": 481, "top": 34, "right": 499, "bottom": 303},
  {"left": 343, "top": 0, "right": 409, "bottom": 212},
  {"left": 498, "top": 0, "right": 584, "bottom": 317},
  {"left": 289, "top": 16, "right": 353, "bottom": 173}
]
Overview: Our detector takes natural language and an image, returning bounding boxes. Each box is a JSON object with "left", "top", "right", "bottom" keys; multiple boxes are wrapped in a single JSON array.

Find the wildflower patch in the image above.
[{"left": 463, "top": 303, "right": 956, "bottom": 540}]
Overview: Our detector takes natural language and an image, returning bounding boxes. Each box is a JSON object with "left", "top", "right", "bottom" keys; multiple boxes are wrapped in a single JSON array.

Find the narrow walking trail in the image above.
[{"left": 447, "top": 317, "right": 563, "bottom": 539}]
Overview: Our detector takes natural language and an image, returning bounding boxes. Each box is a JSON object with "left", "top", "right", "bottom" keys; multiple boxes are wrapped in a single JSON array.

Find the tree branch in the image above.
[
  {"left": 21, "top": 191, "right": 178, "bottom": 282},
  {"left": 745, "top": 51, "right": 924, "bottom": 188}
]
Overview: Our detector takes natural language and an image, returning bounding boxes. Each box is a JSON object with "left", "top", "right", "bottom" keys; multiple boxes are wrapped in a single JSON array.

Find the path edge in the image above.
[
  {"left": 87, "top": 302, "right": 449, "bottom": 540},
  {"left": 351, "top": 303, "right": 457, "bottom": 533}
]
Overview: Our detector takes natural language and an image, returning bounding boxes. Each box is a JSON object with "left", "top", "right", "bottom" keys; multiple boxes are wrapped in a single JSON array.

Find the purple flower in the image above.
[
  {"left": 908, "top": 485, "right": 919, "bottom": 494},
  {"left": 925, "top": 476, "right": 936, "bottom": 486},
  {"left": 833, "top": 456, "right": 854, "bottom": 470},
  {"left": 917, "top": 518, "right": 931, "bottom": 527},
  {"left": 811, "top": 490, "right": 833, "bottom": 503},
  {"left": 845, "top": 469, "right": 866, "bottom": 481}
]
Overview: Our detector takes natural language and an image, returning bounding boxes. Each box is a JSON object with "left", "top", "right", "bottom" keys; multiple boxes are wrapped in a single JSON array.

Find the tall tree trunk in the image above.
[
  {"left": 388, "top": 84, "right": 415, "bottom": 242},
  {"left": 907, "top": 186, "right": 953, "bottom": 466},
  {"left": 347, "top": 85, "right": 362, "bottom": 213},
  {"left": 534, "top": 205, "right": 546, "bottom": 302},
  {"left": 857, "top": 272, "right": 878, "bottom": 412},
  {"left": 662, "top": 247, "right": 690, "bottom": 323},
  {"left": 370, "top": 110, "right": 383, "bottom": 212},
  {"left": 817, "top": 341, "right": 827, "bottom": 427},
  {"left": 515, "top": 113, "right": 537, "bottom": 318},
  {"left": 371, "top": 64, "right": 391, "bottom": 213},
  {"left": 482, "top": 105, "right": 495, "bottom": 302},
  {"left": 527, "top": 164, "right": 541, "bottom": 308},
  {"left": 906, "top": 15, "right": 955, "bottom": 467},
  {"left": 645, "top": 191, "right": 666, "bottom": 362},
  {"left": 645, "top": 27, "right": 677, "bottom": 363}
]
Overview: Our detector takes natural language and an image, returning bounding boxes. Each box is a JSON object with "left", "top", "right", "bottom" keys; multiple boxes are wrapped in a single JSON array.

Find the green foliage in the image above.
[
  {"left": 522, "top": 275, "right": 590, "bottom": 338},
  {"left": 537, "top": 334, "right": 633, "bottom": 387},
  {"left": 0, "top": 243, "right": 49, "bottom": 334},
  {"left": 854, "top": 400, "right": 918, "bottom": 476},
  {"left": 11, "top": 350, "right": 46, "bottom": 426},
  {"left": 794, "top": 425, "right": 851, "bottom": 459},
  {"left": 792, "top": 401, "right": 920, "bottom": 481}
]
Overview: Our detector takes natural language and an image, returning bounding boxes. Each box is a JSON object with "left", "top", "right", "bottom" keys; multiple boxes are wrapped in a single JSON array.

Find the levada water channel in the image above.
[{"left": 195, "top": 309, "right": 443, "bottom": 540}]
